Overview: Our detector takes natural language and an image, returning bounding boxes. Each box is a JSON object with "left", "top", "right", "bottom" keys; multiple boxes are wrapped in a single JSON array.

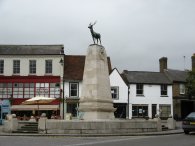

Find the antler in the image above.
[{"left": 93, "top": 21, "right": 97, "bottom": 25}]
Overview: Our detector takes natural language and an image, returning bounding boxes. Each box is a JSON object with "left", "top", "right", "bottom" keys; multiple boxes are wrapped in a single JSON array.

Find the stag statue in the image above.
[{"left": 88, "top": 22, "right": 101, "bottom": 45}]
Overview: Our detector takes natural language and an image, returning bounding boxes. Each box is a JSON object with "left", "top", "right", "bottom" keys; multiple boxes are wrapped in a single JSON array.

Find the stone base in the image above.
[
  {"left": 81, "top": 112, "right": 115, "bottom": 120},
  {"left": 42, "top": 119, "right": 161, "bottom": 134}
]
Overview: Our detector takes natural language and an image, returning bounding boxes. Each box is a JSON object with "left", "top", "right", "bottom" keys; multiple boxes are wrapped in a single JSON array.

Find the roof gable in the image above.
[{"left": 110, "top": 68, "right": 128, "bottom": 86}]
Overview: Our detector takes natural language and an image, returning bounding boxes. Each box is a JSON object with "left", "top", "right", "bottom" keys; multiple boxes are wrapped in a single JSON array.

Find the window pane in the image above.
[
  {"left": 29, "top": 60, "right": 36, "bottom": 74},
  {"left": 50, "top": 83, "right": 56, "bottom": 88},
  {"left": 30, "top": 83, "right": 34, "bottom": 88},
  {"left": 180, "top": 84, "right": 185, "bottom": 94},
  {"left": 136, "top": 84, "right": 143, "bottom": 95},
  {"left": 50, "top": 83, "right": 60, "bottom": 98},
  {"left": 70, "top": 83, "right": 78, "bottom": 97},
  {"left": 36, "top": 83, "right": 49, "bottom": 96},
  {"left": 45, "top": 60, "right": 52, "bottom": 74},
  {"left": 160, "top": 105, "right": 171, "bottom": 118},
  {"left": 132, "top": 105, "right": 148, "bottom": 118},
  {"left": 67, "top": 103, "right": 77, "bottom": 117},
  {"left": 13, "top": 60, "right": 20, "bottom": 74},
  {"left": 132, "top": 106, "right": 138, "bottom": 117},
  {"left": 111, "top": 86, "right": 119, "bottom": 99},
  {"left": 161, "top": 85, "right": 167, "bottom": 96},
  {"left": 0, "top": 60, "right": 4, "bottom": 74}
]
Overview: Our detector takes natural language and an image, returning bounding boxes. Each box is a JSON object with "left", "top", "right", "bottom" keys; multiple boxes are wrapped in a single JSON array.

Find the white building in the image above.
[
  {"left": 109, "top": 68, "right": 128, "bottom": 118},
  {"left": 0, "top": 45, "right": 64, "bottom": 119},
  {"left": 122, "top": 70, "right": 173, "bottom": 119}
]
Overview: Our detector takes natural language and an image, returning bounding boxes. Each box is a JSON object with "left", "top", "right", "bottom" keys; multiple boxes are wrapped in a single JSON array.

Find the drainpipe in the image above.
[
  {"left": 62, "top": 55, "right": 65, "bottom": 119},
  {"left": 127, "top": 85, "right": 130, "bottom": 119}
]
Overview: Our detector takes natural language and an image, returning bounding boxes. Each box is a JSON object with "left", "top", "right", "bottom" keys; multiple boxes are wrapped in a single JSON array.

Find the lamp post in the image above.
[{"left": 59, "top": 58, "right": 65, "bottom": 119}]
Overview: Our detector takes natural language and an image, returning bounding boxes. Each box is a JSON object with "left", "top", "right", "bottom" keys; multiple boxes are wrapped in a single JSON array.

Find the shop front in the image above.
[
  {"left": 0, "top": 76, "right": 61, "bottom": 120},
  {"left": 0, "top": 99, "right": 11, "bottom": 125}
]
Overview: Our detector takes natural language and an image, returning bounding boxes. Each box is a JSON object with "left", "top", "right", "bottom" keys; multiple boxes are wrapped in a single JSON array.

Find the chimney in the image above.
[
  {"left": 192, "top": 54, "right": 195, "bottom": 71},
  {"left": 159, "top": 57, "right": 167, "bottom": 72}
]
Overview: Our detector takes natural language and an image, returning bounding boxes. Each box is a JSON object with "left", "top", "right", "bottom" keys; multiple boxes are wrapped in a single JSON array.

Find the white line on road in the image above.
[{"left": 62, "top": 136, "right": 155, "bottom": 146}]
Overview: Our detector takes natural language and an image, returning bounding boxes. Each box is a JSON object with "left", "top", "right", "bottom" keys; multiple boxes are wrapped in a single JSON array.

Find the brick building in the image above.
[{"left": 159, "top": 56, "right": 195, "bottom": 119}]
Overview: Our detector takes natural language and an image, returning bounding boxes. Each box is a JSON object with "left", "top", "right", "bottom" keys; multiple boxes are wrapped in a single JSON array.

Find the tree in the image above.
[{"left": 186, "top": 70, "right": 195, "bottom": 99}]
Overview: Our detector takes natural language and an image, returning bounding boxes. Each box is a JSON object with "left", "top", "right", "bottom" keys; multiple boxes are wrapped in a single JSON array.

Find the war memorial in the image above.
[{"left": 3, "top": 22, "right": 162, "bottom": 135}]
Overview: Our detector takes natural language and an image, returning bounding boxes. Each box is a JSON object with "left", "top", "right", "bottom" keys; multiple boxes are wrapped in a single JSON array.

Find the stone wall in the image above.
[{"left": 40, "top": 119, "right": 161, "bottom": 134}]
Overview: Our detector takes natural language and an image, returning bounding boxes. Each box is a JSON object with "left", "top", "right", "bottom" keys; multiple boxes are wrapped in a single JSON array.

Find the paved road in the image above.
[{"left": 0, "top": 133, "right": 194, "bottom": 146}]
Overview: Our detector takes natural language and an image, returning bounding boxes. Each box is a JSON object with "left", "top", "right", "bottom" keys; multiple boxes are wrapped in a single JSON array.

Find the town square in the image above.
[{"left": 0, "top": 0, "right": 195, "bottom": 145}]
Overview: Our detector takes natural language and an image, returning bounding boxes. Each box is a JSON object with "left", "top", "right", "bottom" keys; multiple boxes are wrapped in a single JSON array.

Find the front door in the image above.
[{"left": 152, "top": 104, "right": 157, "bottom": 118}]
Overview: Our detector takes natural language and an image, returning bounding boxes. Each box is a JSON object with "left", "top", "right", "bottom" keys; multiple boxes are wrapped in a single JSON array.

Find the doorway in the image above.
[
  {"left": 152, "top": 104, "right": 157, "bottom": 118},
  {"left": 181, "top": 101, "right": 194, "bottom": 119}
]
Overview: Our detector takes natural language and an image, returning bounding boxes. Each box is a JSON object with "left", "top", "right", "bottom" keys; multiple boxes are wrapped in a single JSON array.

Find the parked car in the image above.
[{"left": 182, "top": 112, "right": 195, "bottom": 134}]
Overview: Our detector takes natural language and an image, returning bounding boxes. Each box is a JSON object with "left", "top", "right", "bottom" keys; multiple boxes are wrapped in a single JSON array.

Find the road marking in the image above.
[{"left": 63, "top": 136, "right": 154, "bottom": 146}]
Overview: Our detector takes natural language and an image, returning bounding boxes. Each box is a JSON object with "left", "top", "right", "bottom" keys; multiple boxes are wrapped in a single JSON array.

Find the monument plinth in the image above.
[{"left": 79, "top": 44, "right": 115, "bottom": 120}]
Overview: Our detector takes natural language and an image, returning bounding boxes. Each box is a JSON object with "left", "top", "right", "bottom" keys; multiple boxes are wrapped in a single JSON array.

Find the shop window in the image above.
[
  {"left": 159, "top": 105, "right": 171, "bottom": 119},
  {"left": 0, "top": 83, "right": 6, "bottom": 98},
  {"left": 132, "top": 105, "right": 148, "bottom": 118},
  {"left": 0, "top": 83, "right": 12, "bottom": 98},
  {"left": 111, "top": 86, "right": 119, "bottom": 100},
  {"left": 24, "top": 83, "right": 34, "bottom": 98},
  {"left": 13, "top": 83, "right": 23, "bottom": 98},
  {"left": 36, "top": 83, "right": 49, "bottom": 97},
  {"left": 67, "top": 103, "right": 78, "bottom": 117},
  {"left": 50, "top": 83, "right": 60, "bottom": 98}
]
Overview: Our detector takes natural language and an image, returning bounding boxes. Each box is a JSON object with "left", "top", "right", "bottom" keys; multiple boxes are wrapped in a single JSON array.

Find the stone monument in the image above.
[{"left": 79, "top": 44, "right": 115, "bottom": 120}]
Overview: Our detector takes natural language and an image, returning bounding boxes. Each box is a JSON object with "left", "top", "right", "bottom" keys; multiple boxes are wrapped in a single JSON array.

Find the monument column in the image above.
[{"left": 79, "top": 44, "right": 115, "bottom": 120}]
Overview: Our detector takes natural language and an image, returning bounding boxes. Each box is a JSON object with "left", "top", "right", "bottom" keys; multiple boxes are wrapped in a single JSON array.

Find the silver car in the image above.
[{"left": 182, "top": 112, "right": 195, "bottom": 134}]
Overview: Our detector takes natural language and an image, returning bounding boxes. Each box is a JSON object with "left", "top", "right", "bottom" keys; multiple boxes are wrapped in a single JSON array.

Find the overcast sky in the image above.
[{"left": 0, "top": 0, "right": 195, "bottom": 72}]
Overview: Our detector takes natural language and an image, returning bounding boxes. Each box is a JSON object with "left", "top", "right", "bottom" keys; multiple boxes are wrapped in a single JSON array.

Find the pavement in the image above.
[{"left": 0, "top": 121, "right": 184, "bottom": 137}]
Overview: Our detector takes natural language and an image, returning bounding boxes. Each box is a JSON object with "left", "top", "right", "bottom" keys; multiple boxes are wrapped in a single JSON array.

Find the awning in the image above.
[{"left": 11, "top": 105, "right": 59, "bottom": 111}]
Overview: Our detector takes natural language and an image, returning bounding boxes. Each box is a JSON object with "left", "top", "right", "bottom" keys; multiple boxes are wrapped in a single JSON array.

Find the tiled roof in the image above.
[
  {"left": 164, "top": 69, "right": 188, "bottom": 82},
  {"left": 122, "top": 70, "right": 172, "bottom": 84},
  {"left": 64, "top": 55, "right": 112, "bottom": 81},
  {"left": 64, "top": 55, "right": 85, "bottom": 81},
  {"left": 0, "top": 45, "right": 64, "bottom": 55}
]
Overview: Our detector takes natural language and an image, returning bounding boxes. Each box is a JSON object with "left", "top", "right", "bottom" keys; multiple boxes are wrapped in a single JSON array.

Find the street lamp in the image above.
[{"left": 59, "top": 58, "right": 65, "bottom": 119}]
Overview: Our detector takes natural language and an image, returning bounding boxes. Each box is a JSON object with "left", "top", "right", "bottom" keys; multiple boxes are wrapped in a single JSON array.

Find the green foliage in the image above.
[{"left": 186, "top": 70, "right": 195, "bottom": 99}]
